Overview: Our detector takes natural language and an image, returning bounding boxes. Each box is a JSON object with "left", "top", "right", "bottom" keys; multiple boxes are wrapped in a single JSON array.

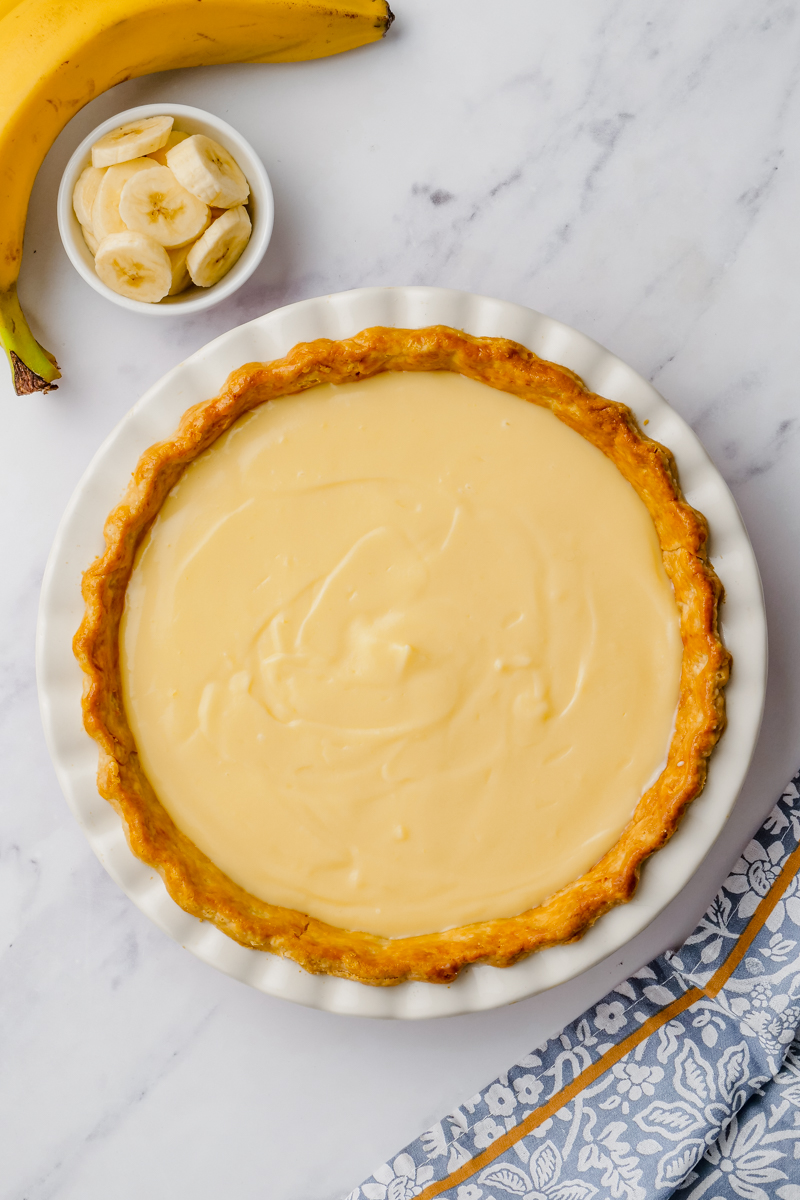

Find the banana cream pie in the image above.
[{"left": 75, "top": 326, "right": 730, "bottom": 985}]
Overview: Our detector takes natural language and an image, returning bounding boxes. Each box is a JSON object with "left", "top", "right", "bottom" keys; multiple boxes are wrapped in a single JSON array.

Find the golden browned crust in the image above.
[{"left": 73, "top": 325, "right": 731, "bottom": 985}]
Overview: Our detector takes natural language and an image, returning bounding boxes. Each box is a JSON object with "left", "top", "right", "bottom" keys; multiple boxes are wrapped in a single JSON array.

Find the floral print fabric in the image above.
[{"left": 349, "top": 772, "right": 800, "bottom": 1200}]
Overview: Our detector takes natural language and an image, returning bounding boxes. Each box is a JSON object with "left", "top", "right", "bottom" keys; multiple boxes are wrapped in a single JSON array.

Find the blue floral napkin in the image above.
[{"left": 349, "top": 770, "right": 800, "bottom": 1200}]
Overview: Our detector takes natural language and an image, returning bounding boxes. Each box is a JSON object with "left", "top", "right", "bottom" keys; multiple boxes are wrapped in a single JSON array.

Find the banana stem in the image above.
[{"left": 0, "top": 285, "right": 60, "bottom": 394}]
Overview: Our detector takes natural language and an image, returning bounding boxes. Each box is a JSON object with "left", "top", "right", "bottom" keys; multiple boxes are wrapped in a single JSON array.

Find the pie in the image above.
[{"left": 74, "top": 325, "right": 730, "bottom": 985}]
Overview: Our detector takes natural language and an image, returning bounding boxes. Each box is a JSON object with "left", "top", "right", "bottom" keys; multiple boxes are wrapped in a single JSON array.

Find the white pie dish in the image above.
[
  {"left": 56, "top": 103, "right": 274, "bottom": 315},
  {"left": 36, "top": 286, "right": 767, "bottom": 1019}
]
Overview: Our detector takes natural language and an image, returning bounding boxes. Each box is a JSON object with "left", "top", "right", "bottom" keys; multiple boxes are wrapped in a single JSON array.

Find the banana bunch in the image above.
[{"left": 0, "top": 0, "right": 393, "bottom": 395}]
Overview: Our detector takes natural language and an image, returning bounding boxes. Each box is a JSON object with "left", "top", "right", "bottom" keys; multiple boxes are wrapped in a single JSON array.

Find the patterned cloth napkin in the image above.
[{"left": 349, "top": 770, "right": 800, "bottom": 1200}]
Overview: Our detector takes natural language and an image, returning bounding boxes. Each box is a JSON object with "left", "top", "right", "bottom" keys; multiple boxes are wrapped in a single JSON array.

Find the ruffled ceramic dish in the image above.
[{"left": 37, "top": 287, "right": 766, "bottom": 1018}]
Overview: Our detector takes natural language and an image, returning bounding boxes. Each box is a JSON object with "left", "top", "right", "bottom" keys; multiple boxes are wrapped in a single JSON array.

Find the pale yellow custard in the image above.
[{"left": 120, "top": 370, "right": 682, "bottom": 938}]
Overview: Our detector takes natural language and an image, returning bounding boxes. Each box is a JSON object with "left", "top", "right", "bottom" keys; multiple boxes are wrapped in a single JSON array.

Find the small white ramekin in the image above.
[{"left": 57, "top": 103, "right": 274, "bottom": 315}]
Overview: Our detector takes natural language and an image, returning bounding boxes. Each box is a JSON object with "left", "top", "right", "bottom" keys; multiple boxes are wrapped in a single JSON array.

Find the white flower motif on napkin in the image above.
[
  {"left": 484, "top": 1083, "right": 517, "bottom": 1116},
  {"left": 683, "top": 1112, "right": 788, "bottom": 1200},
  {"left": 455, "top": 1186, "right": 482, "bottom": 1200},
  {"left": 612, "top": 1060, "right": 664, "bottom": 1103},
  {"left": 360, "top": 1154, "right": 434, "bottom": 1200},
  {"left": 725, "top": 840, "right": 786, "bottom": 918},
  {"left": 476, "top": 1140, "right": 597, "bottom": 1200},
  {"left": 472, "top": 1117, "right": 505, "bottom": 1149},
  {"left": 512, "top": 1075, "right": 543, "bottom": 1106},
  {"left": 594, "top": 1002, "right": 627, "bottom": 1034}
]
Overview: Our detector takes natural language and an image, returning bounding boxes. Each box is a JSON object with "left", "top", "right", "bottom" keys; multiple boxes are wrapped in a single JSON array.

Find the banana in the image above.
[
  {"left": 72, "top": 164, "right": 106, "bottom": 229},
  {"left": 167, "top": 134, "right": 249, "bottom": 208},
  {"left": 187, "top": 204, "right": 251, "bottom": 286},
  {"left": 167, "top": 242, "right": 193, "bottom": 295},
  {"left": 81, "top": 225, "right": 100, "bottom": 255},
  {"left": 148, "top": 129, "right": 190, "bottom": 167},
  {"left": 95, "top": 230, "right": 172, "bottom": 302},
  {"left": 119, "top": 165, "right": 210, "bottom": 247},
  {"left": 91, "top": 158, "right": 153, "bottom": 242},
  {"left": 0, "top": 0, "right": 393, "bottom": 394},
  {"left": 91, "top": 114, "right": 174, "bottom": 168}
]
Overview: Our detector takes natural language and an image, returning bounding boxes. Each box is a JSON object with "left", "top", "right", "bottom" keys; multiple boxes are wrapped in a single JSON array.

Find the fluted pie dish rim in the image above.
[
  {"left": 37, "top": 286, "right": 766, "bottom": 1017},
  {"left": 72, "top": 324, "right": 730, "bottom": 986}
]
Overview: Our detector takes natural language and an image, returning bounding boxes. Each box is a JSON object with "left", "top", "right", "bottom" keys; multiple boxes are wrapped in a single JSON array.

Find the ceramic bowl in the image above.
[{"left": 56, "top": 103, "right": 274, "bottom": 315}]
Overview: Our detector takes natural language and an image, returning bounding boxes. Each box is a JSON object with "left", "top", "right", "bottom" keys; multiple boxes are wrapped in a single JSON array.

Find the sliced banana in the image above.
[
  {"left": 72, "top": 165, "right": 105, "bottom": 229},
  {"left": 92, "top": 158, "right": 153, "bottom": 242},
  {"left": 148, "top": 129, "right": 190, "bottom": 167},
  {"left": 94, "top": 231, "right": 172, "bottom": 302},
  {"left": 167, "top": 134, "right": 249, "bottom": 208},
  {"left": 119, "top": 165, "right": 210, "bottom": 248},
  {"left": 167, "top": 243, "right": 193, "bottom": 296},
  {"left": 81, "top": 225, "right": 99, "bottom": 255},
  {"left": 187, "top": 205, "right": 251, "bottom": 287},
  {"left": 91, "top": 115, "right": 174, "bottom": 169}
]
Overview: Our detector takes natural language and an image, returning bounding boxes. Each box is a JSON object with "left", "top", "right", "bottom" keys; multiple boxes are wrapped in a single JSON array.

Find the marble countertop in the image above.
[{"left": 3, "top": 3, "right": 800, "bottom": 1196}]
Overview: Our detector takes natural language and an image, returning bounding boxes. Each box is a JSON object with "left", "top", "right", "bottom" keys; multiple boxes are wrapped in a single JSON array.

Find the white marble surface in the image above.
[{"left": 3, "top": 2, "right": 800, "bottom": 1196}]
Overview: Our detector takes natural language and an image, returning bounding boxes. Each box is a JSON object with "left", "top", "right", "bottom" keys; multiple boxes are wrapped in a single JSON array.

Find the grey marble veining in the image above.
[{"left": 2, "top": 2, "right": 800, "bottom": 1197}]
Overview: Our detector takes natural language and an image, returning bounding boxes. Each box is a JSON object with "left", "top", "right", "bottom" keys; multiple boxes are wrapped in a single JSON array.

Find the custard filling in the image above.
[{"left": 120, "top": 370, "right": 682, "bottom": 937}]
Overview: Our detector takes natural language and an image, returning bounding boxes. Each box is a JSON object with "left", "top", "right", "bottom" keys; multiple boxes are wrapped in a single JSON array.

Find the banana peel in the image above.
[
  {"left": 0, "top": 0, "right": 394, "bottom": 396},
  {"left": 0, "top": 286, "right": 61, "bottom": 393}
]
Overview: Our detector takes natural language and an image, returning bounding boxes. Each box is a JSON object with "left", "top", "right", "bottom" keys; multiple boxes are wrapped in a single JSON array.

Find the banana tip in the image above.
[{"left": 11, "top": 352, "right": 60, "bottom": 395}]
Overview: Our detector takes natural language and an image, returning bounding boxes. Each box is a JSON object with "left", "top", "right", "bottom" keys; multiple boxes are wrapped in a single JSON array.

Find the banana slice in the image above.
[
  {"left": 187, "top": 205, "right": 251, "bottom": 287},
  {"left": 167, "top": 243, "right": 193, "bottom": 296},
  {"left": 92, "top": 158, "right": 154, "bottom": 241},
  {"left": 72, "top": 165, "right": 106, "bottom": 229},
  {"left": 167, "top": 134, "right": 249, "bottom": 208},
  {"left": 94, "top": 231, "right": 172, "bottom": 302},
  {"left": 148, "top": 129, "right": 191, "bottom": 167},
  {"left": 119, "top": 165, "right": 210, "bottom": 248},
  {"left": 91, "top": 115, "right": 174, "bottom": 168},
  {"left": 81, "top": 225, "right": 99, "bottom": 255}
]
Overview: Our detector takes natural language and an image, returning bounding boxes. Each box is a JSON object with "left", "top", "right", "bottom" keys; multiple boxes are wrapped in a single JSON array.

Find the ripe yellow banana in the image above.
[{"left": 0, "top": 0, "right": 393, "bottom": 395}]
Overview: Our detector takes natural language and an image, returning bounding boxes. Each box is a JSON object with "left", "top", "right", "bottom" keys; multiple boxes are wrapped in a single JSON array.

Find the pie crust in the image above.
[{"left": 74, "top": 325, "right": 731, "bottom": 986}]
